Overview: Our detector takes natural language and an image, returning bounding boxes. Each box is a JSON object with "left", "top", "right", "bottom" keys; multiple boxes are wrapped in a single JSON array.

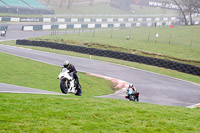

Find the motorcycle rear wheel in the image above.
[{"left": 60, "top": 80, "right": 68, "bottom": 94}]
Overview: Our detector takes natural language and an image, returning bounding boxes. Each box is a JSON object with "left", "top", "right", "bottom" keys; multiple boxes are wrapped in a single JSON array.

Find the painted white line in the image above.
[
  {"left": 0, "top": 39, "right": 27, "bottom": 42},
  {"left": 0, "top": 51, "right": 62, "bottom": 67},
  {"left": 8, "top": 45, "right": 33, "bottom": 50}
]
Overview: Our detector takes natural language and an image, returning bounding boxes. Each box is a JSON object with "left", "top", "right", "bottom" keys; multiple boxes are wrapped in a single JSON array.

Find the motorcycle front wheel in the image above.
[
  {"left": 60, "top": 80, "right": 68, "bottom": 94},
  {"left": 129, "top": 95, "right": 134, "bottom": 101}
]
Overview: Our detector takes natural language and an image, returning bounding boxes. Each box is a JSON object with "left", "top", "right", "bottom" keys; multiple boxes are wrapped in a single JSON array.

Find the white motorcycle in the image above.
[
  {"left": 58, "top": 68, "right": 82, "bottom": 95},
  {"left": 0, "top": 30, "right": 6, "bottom": 36}
]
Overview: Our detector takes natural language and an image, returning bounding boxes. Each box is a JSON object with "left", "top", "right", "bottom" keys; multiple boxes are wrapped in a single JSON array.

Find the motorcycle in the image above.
[
  {"left": 0, "top": 30, "right": 6, "bottom": 37},
  {"left": 58, "top": 67, "right": 82, "bottom": 96},
  {"left": 125, "top": 90, "right": 139, "bottom": 101}
]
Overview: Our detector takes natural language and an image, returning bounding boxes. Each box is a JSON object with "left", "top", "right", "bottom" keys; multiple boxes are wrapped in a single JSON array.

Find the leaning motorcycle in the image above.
[
  {"left": 58, "top": 68, "right": 82, "bottom": 96},
  {"left": 125, "top": 90, "right": 139, "bottom": 101}
]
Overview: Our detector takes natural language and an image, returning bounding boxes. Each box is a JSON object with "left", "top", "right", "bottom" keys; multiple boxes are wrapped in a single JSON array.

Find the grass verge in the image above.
[{"left": 0, "top": 93, "right": 200, "bottom": 132}]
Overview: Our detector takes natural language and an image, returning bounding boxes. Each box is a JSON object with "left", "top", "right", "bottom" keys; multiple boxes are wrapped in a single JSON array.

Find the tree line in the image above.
[
  {"left": 171, "top": 0, "right": 200, "bottom": 25},
  {"left": 46, "top": 0, "right": 200, "bottom": 26}
]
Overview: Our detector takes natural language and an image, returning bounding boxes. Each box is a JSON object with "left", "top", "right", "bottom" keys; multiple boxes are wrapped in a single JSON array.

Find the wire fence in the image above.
[{"left": 51, "top": 26, "right": 200, "bottom": 48}]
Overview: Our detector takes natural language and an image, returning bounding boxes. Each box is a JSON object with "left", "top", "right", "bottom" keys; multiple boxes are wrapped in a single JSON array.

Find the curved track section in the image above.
[
  {"left": 0, "top": 83, "right": 62, "bottom": 95},
  {"left": 0, "top": 44, "right": 200, "bottom": 107}
]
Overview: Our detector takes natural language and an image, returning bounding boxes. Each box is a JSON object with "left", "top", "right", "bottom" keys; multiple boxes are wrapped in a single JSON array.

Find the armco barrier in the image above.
[{"left": 16, "top": 40, "right": 200, "bottom": 76}]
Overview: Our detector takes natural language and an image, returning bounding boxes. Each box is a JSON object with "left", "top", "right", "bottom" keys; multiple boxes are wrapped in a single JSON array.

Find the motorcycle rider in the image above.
[
  {"left": 126, "top": 83, "right": 139, "bottom": 101},
  {"left": 127, "top": 83, "right": 137, "bottom": 92},
  {"left": 63, "top": 60, "right": 80, "bottom": 89}
]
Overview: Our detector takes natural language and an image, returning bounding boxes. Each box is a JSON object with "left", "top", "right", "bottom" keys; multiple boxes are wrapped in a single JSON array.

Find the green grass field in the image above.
[
  {"left": 0, "top": 52, "right": 200, "bottom": 133},
  {"left": 32, "top": 26, "right": 200, "bottom": 66},
  {"left": 1, "top": 93, "right": 200, "bottom": 133}
]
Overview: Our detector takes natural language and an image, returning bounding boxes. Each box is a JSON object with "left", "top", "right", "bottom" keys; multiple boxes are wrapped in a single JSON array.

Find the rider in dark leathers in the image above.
[{"left": 63, "top": 60, "right": 80, "bottom": 89}]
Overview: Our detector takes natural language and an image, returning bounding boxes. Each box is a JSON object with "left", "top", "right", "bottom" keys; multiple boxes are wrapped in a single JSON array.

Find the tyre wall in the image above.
[{"left": 16, "top": 40, "right": 200, "bottom": 76}]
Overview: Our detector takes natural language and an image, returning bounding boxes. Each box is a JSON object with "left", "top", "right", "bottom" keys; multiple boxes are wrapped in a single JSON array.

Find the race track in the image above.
[
  {"left": 0, "top": 24, "right": 200, "bottom": 107},
  {"left": 0, "top": 83, "right": 62, "bottom": 95}
]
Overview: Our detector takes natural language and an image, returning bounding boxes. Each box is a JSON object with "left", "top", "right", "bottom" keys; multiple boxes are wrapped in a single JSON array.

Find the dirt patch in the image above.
[{"left": 87, "top": 73, "right": 129, "bottom": 89}]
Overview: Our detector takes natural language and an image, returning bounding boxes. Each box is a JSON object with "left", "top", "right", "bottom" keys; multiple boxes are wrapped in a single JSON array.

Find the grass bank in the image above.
[
  {"left": 32, "top": 26, "right": 200, "bottom": 67},
  {"left": 0, "top": 93, "right": 200, "bottom": 132}
]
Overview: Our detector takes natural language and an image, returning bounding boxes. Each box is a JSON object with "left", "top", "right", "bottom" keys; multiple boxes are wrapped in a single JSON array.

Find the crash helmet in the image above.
[
  {"left": 63, "top": 60, "right": 70, "bottom": 68},
  {"left": 129, "top": 83, "right": 134, "bottom": 88}
]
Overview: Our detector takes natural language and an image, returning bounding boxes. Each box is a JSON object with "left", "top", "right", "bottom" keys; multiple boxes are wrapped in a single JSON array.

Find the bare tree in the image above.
[
  {"left": 67, "top": 0, "right": 73, "bottom": 9},
  {"left": 172, "top": 0, "right": 188, "bottom": 25},
  {"left": 90, "top": 0, "right": 94, "bottom": 6},
  {"left": 172, "top": 0, "right": 200, "bottom": 25},
  {"left": 60, "top": 0, "right": 63, "bottom": 7},
  {"left": 191, "top": 0, "right": 200, "bottom": 15}
]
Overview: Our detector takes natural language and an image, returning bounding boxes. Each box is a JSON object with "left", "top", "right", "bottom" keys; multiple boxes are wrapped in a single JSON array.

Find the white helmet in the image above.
[
  {"left": 63, "top": 60, "right": 70, "bottom": 67},
  {"left": 129, "top": 83, "right": 134, "bottom": 87}
]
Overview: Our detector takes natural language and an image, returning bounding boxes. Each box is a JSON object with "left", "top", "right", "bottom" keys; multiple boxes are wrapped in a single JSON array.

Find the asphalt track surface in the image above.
[
  {"left": 0, "top": 83, "right": 62, "bottom": 95},
  {"left": 0, "top": 24, "right": 200, "bottom": 107}
]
